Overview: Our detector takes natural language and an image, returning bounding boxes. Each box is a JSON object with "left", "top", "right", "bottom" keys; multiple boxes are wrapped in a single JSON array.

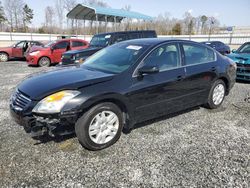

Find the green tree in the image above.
[
  {"left": 172, "top": 23, "right": 181, "bottom": 35},
  {"left": 23, "top": 4, "right": 33, "bottom": 32},
  {"left": 201, "top": 15, "right": 208, "bottom": 34}
]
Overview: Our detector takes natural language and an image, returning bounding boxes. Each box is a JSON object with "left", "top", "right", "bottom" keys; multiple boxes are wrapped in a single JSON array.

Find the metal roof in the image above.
[{"left": 67, "top": 4, "right": 153, "bottom": 22}]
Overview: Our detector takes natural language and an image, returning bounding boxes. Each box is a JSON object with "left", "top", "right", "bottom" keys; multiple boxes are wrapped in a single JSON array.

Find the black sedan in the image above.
[
  {"left": 201, "top": 41, "right": 230, "bottom": 55},
  {"left": 10, "top": 39, "right": 236, "bottom": 150}
]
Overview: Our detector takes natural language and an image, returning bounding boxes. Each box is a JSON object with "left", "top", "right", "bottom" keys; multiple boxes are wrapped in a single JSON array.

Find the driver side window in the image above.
[
  {"left": 15, "top": 41, "right": 25, "bottom": 48},
  {"left": 143, "top": 43, "right": 180, "bottom": 71},
  {"left": 54, "top": 41, "right": 70, "bottom": 49}
]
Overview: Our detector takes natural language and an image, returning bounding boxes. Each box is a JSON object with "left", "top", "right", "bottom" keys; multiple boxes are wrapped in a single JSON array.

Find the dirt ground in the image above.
[{"left": 0, "top": 61, "right": 249, "bottom": 187}]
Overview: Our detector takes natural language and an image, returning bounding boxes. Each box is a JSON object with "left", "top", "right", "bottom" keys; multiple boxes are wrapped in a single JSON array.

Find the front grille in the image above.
[
  {"left": 237, "top": 63, "right": 250, "bottom": 68},
  {"left": 11, "top": 90, "right": 31, "bottom": 111}
]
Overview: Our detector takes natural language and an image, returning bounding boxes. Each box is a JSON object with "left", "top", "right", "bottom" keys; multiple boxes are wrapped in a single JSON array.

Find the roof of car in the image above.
[
  {"left": 94, "top": 30, "right": 156, "bottom": 36},
  {"left": 120, "top": 38, "right": 195, "bottom": 46},
  {"left": 201, "top": 41, "right": 223, "bottom": 43}
]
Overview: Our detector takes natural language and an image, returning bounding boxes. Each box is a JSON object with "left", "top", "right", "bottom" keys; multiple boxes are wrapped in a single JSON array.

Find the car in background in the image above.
[
  {"left": 0, "top": 40, "right": 44, "bottom": 62},
  {"left": 10, "top": 39, "right": 236, "bottom": 150},
  {"left": 26, "top": 39, "right": 89, "bottom": 67},
  {"left": 201, "top": 41, "right": 230, "bottom": 55},
  {"left": 227, "top": 42, "right": 250, "bottom": 81},
  {"left": 61, "top": 30, "right": 157, "bottom": 65}
]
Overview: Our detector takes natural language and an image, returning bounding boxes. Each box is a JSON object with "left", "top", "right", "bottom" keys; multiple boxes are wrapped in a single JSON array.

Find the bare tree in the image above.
[
  {"left": 64, "top": 0, "right": 77, "bottom": 34},
  {"left": 45, "top": 6, "right": 55, "bottom": 33},
  {"left": 55, "top": 0, "right": 64, "bottom": 32},
  {"left": 0, "top": 1, "right": 7, "bottom": 31}
]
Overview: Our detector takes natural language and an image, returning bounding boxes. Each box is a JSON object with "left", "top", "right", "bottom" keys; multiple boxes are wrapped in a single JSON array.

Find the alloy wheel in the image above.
[
  {"left": 212, "top": 84, "right": 225, "bottom": 105},
  {"left": 88, "top": 110, "right": 119, "bottom": 144}
]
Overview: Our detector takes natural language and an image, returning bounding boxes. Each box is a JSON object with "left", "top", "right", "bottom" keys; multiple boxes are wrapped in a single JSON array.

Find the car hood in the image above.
[
  {"left": 64, "top": 47, "right": 102, "bottom": 55},
  {"left": 18, "top": 66, "right": 114, "bottom": 101},
  {"left": 227, "top": 53, "right": 250, "bottom": 63}
]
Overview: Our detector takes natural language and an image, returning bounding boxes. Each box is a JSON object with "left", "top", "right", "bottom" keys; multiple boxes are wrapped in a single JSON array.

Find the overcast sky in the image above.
[{"left": 25, "top": 0, "right": 250, "bottom": 27}]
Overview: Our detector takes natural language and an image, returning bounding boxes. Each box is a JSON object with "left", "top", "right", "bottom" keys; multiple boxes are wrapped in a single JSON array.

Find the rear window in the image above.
[
  {"left": 143, "top": 31, "right": 157, "bottom": 38},
  {"left": 129, "top": 33, "right": 141, "bottom": 39},
  {"left": 72, "top": 41, "right": 86, "bottom": 47},
  {"left": 183, "top": 43, "right": 215, "bottom": 65}
]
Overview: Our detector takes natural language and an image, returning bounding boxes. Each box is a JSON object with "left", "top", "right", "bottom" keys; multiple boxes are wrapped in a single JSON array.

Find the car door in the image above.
[
  {"left": 180, "top": 42, "right": 218, "bottom": 106},
  {"left": 12, "top": 41, "right": 25, "bottom": 57},
  {"left": 129, "top": 42, "right": 186, "bottom": 122},
  {"left": 51, "top": 41, "right": 70, "bottom": 63}
]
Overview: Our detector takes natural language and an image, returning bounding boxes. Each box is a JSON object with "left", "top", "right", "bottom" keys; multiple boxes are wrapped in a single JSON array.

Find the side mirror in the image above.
[
  {"left": 138, "top": 65, "right": 159, "bottom": 76},
  {"left": 232, "top": 49, "right": 237, "bottom": 53},
  {"left": 51, "top": 45, "right": 56, "bottom": 50}
]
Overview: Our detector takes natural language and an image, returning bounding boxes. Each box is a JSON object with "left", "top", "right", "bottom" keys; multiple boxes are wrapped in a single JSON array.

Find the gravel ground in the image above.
[{"left": 0, "top": 61, "right": 249, "bottom": 187}]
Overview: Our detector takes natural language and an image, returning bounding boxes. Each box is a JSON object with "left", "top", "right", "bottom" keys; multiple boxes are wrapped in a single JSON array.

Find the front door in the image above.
[
  {"left": 128, "top": 43, "right": 187, "bottom": 122},
  {"left": 52, "top": 41, "right": 70, "bottom": 63},
  {"left": 12, "top": 41, "right": 26, "bottom": 57}
]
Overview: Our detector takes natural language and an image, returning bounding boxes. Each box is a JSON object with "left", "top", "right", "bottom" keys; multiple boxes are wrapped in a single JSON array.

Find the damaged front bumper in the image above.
[{"left": 10, "top": 104, "right": 79, "bottom": 138}]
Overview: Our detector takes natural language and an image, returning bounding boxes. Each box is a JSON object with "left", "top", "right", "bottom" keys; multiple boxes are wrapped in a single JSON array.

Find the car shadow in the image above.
[
  {"left": 236, "top": 79, "right": 250, "bottom": 84},
  {"left": 32, "top": 106, "right": 202, "bottom": 145},
  {"left": 123, "top": 106, "right": 201, "bottom": 134}
]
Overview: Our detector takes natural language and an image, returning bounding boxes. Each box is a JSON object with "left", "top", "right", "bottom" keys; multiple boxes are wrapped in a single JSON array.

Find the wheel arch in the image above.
[
  {"left": 38, "top": 56, "right": 51, "bottom": 64},
  {"left": 0, "top": 51, "right": 9, "bottom": 57},
  {"left": 77, "top": 94, "right": 134, "bottom": 129},
  {"left": 218, "top": 76, "right": 229, "bottom": 94}
]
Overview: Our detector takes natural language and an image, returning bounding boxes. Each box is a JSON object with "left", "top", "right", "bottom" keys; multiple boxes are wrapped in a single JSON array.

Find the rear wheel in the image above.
[
  {"left": 0, "top": 52, "right": 8, "bottom": 62},
  {"left": 38, "top": 57, "right": 51, "bottom": 67},
  {"left": 206, "top": 79, "right": 226, "bottom": 109},
  {"left": 75, "top": 102, "right": 123, "bottom": 150}
]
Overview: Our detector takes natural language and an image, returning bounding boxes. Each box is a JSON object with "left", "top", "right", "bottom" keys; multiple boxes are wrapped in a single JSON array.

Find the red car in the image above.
[
  {"left": 26, "top": 39, "right": 89, "bottom": 67},
  {"left": 0, "top": 40, "right": 44, "bottom": 62}
]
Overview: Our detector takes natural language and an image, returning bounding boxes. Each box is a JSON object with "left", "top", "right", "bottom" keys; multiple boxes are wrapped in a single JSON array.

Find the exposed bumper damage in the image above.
[{"left": 10, "top": 105, "right": 78, "bottom": 138}]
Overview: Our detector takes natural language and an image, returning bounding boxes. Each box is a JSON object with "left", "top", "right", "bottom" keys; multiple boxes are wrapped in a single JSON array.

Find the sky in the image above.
[{"left": 25, "top": 0, "right": 250, "bottom": 27}]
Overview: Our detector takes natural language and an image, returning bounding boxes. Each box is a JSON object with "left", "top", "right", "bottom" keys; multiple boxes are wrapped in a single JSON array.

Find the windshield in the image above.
[
  {"left": 44, "top": 41, "right": 56, "bottom": 48},
  {"left": 81, "top": 43, "right": 148, "bottom": 74},
  {"left": 90, "top": 34, "right": 111, "bottom": 47},
  {"left": 238, "top": 43, "right": 250, "bottom": 53}
]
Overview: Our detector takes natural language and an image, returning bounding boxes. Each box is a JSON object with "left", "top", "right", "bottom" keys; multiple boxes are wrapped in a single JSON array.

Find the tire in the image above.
[
  {"left": 75, "top": 102, "right": 123, "bottom": 150},
  {"left": 38, "top": 57, "right": 51, "bottom": 67},
  {"left": 0, "top": 52, "right": 8, "bottom": 62},
  {"left": 206, "top": 79, "right": 226, "bottom": 109}
]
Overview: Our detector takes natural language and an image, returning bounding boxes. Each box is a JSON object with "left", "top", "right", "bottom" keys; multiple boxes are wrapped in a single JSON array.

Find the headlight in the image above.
[
  {"left": 29, "top": 51, "right": 40, "bottom": 56},
  {"left": 32, "top": 90, "right": 80, "bottom": 114}
]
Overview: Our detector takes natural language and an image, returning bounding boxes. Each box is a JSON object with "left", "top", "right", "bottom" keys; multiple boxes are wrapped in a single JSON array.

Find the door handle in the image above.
[
  {"left": 177, "top": 75, "right": 184, "bottom": 81},
  {"left": 211, "top": 67, "right": 216, "bottom": 72}
]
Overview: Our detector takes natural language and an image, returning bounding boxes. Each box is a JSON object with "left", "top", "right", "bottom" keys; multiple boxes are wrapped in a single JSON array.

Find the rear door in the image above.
[
  {"left": 51, "top": 41, "right": 70, "bottom": 63},
  {"left": 129, "top": 42, "right": 186, "bottom": 122},
  {"left": 180, "top": 42, "right": 218, "bottom": 105}
]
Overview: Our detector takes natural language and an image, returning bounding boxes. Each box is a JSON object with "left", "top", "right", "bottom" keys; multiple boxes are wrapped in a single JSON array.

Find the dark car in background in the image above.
[
  {"left": 10, "top": 39, "right": 236, "bottom": 150},
  {"left": 61, "top": 30, "right": 157, "bottom": 65},
  {"left": 201, "top": 41, "right": 230, "bottom": 55},
  {"left": 0, "top": 40, "right": 44, "bottom": 62},
  {"left": 227, "top": 42, "right": 250, "bottom": 81}
]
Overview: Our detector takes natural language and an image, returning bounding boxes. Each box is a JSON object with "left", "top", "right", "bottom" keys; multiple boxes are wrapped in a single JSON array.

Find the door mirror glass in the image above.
[{"left": 138, "top": 65, "right": 159, "bottom": 75}]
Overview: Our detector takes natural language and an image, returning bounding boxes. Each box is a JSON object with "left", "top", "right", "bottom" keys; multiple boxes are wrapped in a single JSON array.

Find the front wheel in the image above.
[
  {"left": 75, "top": 102, "right": 123, "bottom": 150},
  {"left": 206, "top": 79, "right": 226, "bottom": 109},
  {"left": 0, "top": 52, "right": 8, "bottom": 62},
  {"left": 38, "top": 57, "right": 51, "bottom": 67}
]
